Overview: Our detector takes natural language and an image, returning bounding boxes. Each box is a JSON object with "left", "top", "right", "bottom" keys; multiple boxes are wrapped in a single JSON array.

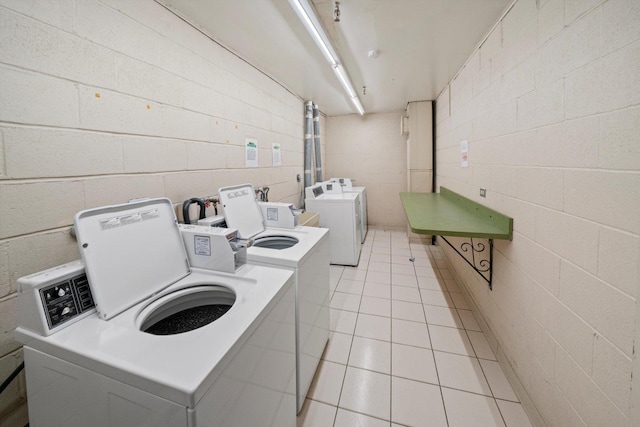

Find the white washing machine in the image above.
[
  {"left": 218, "top": 184, "right": 330, "bottom": 413},
  {"left": 305, "top": 183, "right": 362, "bottom": 266},
  {"left": 15, "top": 198, "right": 297, "bottom": 427},
  {"left": 328, "top": 178, "right": 368, "bottom": 243}
]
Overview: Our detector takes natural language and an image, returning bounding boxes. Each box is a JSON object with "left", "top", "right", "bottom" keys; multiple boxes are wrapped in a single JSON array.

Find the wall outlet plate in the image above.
[{"left": 480, "top": 188, "right": 486, "bottom": 197}]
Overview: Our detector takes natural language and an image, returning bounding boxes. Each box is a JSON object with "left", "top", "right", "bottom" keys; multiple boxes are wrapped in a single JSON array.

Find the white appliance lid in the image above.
[
  {"left": 218, "top": 184, "right": 265, "bottom": 239},
  {"left": 74, "top": 198, "right": 190, "bottom": 320}
]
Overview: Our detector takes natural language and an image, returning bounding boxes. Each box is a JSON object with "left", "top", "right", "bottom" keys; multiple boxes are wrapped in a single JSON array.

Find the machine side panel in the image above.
[
  {"left": 23, "top": 347, "right": 187, "bottom": 427},
  {"left": 193, "top": 282, "right": 297, "bottom": 426},
  {"left": 295, "top": 236, "right": 330, "bottom": 411}
]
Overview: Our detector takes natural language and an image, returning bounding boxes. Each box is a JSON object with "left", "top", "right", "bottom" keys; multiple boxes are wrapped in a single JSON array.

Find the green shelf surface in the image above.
[{"left": 400, "top": 187, "right": 513, "bottom": 240}]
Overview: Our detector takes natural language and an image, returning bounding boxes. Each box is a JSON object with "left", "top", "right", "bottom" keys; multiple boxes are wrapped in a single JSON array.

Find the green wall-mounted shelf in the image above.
[
  {"left": 400, "top": 187, "right": 513, "bottom": 289},
  {"left": 400, "top": 187, "right": 512, "bottom": 240}
]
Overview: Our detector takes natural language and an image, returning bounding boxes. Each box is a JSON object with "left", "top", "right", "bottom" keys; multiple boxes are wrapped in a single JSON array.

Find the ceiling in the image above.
[{"left": 157, "top": 0, "right": 512, "bottom": 116}]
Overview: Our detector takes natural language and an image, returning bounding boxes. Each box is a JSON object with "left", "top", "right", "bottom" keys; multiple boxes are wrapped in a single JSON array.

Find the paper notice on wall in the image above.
[
  {"left": 272, "top": 143, "right": 281, "bottom": 166},
  {"left": 461, "top": 140, "right": 469, "bottom": 168},
  {"left": 245, "top": 138, "right": 258, "bottom": 167}
]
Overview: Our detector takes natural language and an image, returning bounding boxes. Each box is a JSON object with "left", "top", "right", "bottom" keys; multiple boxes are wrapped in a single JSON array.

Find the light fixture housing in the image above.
[{"left": 289, "top": 0, "right": 365, "bottom": 115}]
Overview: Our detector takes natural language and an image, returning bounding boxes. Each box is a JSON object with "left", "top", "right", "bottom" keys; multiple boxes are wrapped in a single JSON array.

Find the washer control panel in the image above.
[
  {"left": 18, "top": 261, "right": 97, "bottom": 336},
  {"left": 40, "top": 272, "right": 94, "bottom": 330}
]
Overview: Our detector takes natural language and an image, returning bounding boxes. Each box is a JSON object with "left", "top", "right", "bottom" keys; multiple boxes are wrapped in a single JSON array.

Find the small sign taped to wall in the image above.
[
  {"left": 245, "top": 138, "right": 258, "bottom": 167},
  {"left": 461, "top": 140, "right": 469, "bottom": 168},
  {"left": 272, "top": 143, "right": 281, "bottom": 166}
]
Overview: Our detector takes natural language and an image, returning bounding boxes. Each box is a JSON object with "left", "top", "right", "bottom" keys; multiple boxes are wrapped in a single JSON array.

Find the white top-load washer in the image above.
[
  {"left": 218, "top": 184, "right": 330, "bottom": 413},
  {"left": 328, "top": 178, "right": 368, "bottom": 243},
  {"left": 305, "top": 183, "right": 362, "bottom": 266},
  {"left": 15, "top": 198, "right": 297, "bottom": 427}
]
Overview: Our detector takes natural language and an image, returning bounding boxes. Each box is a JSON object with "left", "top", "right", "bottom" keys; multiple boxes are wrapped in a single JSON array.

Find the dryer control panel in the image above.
[{"left": 39, "top": 272, "right": 94, "bottom": 330}]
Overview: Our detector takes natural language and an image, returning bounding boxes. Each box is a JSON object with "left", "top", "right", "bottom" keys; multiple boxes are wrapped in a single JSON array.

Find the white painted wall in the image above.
[
  {"left": 325, "top": 112, "right": 408, "bottom": 228},
  {"left": 435, "top": 0, "right": 640, "bottom": 425},
  {"left": 0, "top": 0, "right": 306, "bottom": 418}
]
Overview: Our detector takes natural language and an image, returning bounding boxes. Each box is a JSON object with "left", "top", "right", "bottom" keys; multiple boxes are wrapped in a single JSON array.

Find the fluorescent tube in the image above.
[
  {"left": 289, "top": 0, "right": 336, "bottom": 66},
  {"left": 289, "top": 0, "right": 365, "bottom": 115},
  {"left": 333, "top": 64, "right": 357, "bottom": 98},
  {"left": 351, "top": 96, "right": 365, "bottom": 115}
]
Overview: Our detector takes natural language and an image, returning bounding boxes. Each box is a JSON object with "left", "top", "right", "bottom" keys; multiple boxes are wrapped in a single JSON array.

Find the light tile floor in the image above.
[{"left": 297, "top": 228, "right": 534, "bottom": 427}]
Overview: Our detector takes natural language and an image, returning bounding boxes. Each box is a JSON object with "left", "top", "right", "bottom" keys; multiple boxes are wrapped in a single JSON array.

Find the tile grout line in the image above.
[
  {"left": 322, "top": 231, "right": 525, "bottom": 426},
  {"left": 433, "top": 242, "right": 510, "bottom": 426},
  {"left": 414, "top": 242, "right": 451, "bottom": 426},
  {"left": 330, "top": 228, "right": 373, "bottom": 426}
]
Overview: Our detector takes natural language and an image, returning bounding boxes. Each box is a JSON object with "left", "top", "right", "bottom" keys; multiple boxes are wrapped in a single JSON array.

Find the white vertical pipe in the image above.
[
  {"left": 302, "top": 101, "right": 314, "bottom": 206},
  {"left": 313, "top": 103, "right": 323, "bottom": 183}
]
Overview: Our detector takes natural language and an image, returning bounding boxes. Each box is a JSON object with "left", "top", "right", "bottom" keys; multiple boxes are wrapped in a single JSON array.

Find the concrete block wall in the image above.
[
  {"left": 435, "top": 0, "right": 640, "bottom": 425},
  {"left": 0, "top": 0, "right": 307, "bottom": 419},
  {"left": 324, "top": 112, "right": 408, "bottom": 228}
]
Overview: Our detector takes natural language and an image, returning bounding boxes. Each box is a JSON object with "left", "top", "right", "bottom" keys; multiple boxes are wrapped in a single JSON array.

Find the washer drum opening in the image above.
[
  {"left": 252, "top": 235, "right": 299, "bottom": 250},
  {"left": 139, "top": 285, "right": 236, "bottom": 335}
]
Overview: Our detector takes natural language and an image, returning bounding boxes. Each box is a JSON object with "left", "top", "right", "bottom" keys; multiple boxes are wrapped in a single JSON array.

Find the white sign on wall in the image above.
[
  {"left": 245, "top": 138, "right": 258, "bottom": 167},
  {"left": 461, "top": 140, "right": 469, "bottom": 168},
  {"left": 272, "top": 143, "right": 281, "bottom": 166}
]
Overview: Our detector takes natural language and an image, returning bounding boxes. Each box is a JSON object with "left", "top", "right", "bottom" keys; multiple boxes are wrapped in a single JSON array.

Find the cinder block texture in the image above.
[
  {"left": 564, "top": 170, "right": 640, "bottom": 235},
  {"left": 2, "top": 127, "right": 124, "bottom": 179},
  {"left": 592, "top": 334, "right": 632, "bottom": 417},
  {"left": 0, "top": 241, "right": 8, "bottom": 297},
  {"left": 603, "top": 0, "right": 640, "bottom": 53},
  {"left": 599, "top": 106, "right": 640, "bottom": 170},
  {"left": 0, "top": 128, "right": 5, "bottom": 178},
  {"left": 435, "top": 0, "right": 639, "bottom": 424},
  {"left": 535, "top": 7, "right": 603, "bottom": 87},
  {"left": 565, "top": 41, "right": 640, "bottom": 119},
  {"left": 555, "top": 346, "right": 628, "bottom": 426},
  {"left": 559, "top": 261, "right": 634, "bottom": 356},
  {"left": 535, "top": 208, "right": 599, "bottom": 274},
  {"left": 7, "top": 231, "right": 79, "bottom": 292},
  {"left": 0, "top": 7, "right": 117, "bottom": 88},
  {"left": 537, "top": 0, "right": 564, "bottom": 46},
  {"left": 0, "top": 296, "right": 18, "bottom": 360},
  {"left": 0, "top": 181, "right": 84, "bottom": 239},
  {"left": 598, "top": 227, "right": 638, "bottom": 297},
  {"left": 0, "top": 67, "right": 79, "bottom": 128}
]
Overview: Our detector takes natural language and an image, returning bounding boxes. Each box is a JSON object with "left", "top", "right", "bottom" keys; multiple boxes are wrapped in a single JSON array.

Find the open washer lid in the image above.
[
  {"left": 218, "top": 184, "right": 265, "bottom": 239},
  {"left": 74, "top": 198, "right": 190, "bottom": 320}
]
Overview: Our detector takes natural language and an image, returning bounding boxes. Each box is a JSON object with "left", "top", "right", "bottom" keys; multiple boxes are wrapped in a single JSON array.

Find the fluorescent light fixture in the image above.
[
  {"left": 350, "top": 96, "right": 365, "bottom": 115},
  {"left": 333, "top": 64, "right": 356, "bottom": 98},
  {"left": 351, "top": 96, "right": 364, "bottom": 116},
  {"left": 289, "top": 0, "right": 336, "bottom": 66},
  {"left": 289, "top": 0, "right": 365, "bottom": 115}
]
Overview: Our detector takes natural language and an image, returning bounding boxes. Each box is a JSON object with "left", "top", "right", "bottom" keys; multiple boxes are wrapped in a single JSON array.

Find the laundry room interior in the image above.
[{"left": 1, "top": 0, "right": 639, "bottom": 426}]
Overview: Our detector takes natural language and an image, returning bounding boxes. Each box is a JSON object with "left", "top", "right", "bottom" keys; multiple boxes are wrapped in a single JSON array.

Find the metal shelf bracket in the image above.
[{"left": 440, "top": 236, "right": 493, "bottom": 290}]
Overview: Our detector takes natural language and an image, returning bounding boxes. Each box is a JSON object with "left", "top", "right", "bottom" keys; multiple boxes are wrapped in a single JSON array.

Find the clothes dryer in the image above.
[
  {"left": 305, "top": 184, "right": 362, "bottom": 266},
  {"left": 15, "top": 198, "right": 296, "bottom": 427},
  {"left": 218, "top": 184, "right": 330, "bottom": 413},
  {"left": 328, "top": 178, "right": 368, "bottom": 242}
]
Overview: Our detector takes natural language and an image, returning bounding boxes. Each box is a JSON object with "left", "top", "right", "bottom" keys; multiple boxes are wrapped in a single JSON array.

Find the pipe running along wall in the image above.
[
  {"left": 302, "top": 101, "right": 314, "bottom": 207},
  {"left": 313, "top": 103, "right": 322, "bottom": 183}
]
